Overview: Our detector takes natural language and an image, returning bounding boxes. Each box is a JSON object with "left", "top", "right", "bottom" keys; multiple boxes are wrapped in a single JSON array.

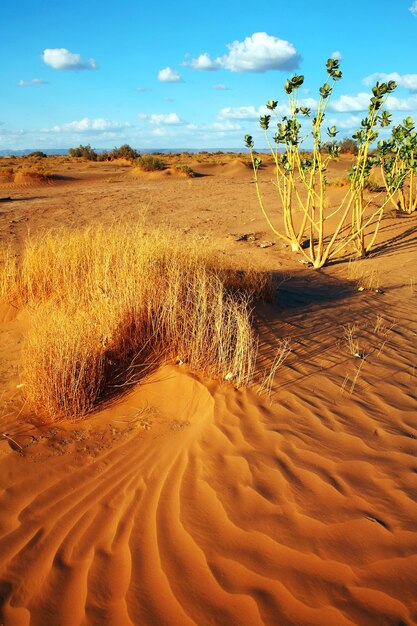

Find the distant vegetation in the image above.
[
  {"left": 27, "top": 151, "right": 47, "bottom": 159},
  {"left": 69, "top": 143, "right": 140, "bottom": 162},
  {"left": 68, "top": 144, "right": 98, "bottom": 160}
]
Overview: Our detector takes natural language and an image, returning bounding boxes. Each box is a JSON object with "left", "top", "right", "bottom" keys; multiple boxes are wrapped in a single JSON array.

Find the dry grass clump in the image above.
[
  {"left": 1, "top": 224, "right": 268, "bottom": 421},
  {"left": 347, "top": 260, "right": 381, "bottom": 292},
  {"left": 24, "top": 306, "right": 107, "bottom": 418},
  {"left": 0, "top": 244, "right": 17, "bottom": 299}
]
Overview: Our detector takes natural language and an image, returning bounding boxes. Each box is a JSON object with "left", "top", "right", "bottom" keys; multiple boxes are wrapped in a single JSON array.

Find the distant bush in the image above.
[
  {"left": 109, "top": 144, "right": 139, "bottom": 161},
  {"left": 96, "top": 151, "right": 110, "bottom": 162},
  {"left": 69, "top": 144, "right": 97, "bottom": 160},
  {"left": 27, "top": 151, "right": 47, "bottom": 158},
  {"left": 136, "top": 155, "right": 166, "bottom": 171},
  {"left": 337, "top": 137, "right": 359, "bottom": 155},
  {"left": 175, "top": 165, "right": 195, "bottom": 177}
]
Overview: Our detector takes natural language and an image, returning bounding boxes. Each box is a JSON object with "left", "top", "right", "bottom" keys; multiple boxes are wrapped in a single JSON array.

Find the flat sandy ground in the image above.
[{"left": 0, "top": 154, "right": 416, "bottom": 625}]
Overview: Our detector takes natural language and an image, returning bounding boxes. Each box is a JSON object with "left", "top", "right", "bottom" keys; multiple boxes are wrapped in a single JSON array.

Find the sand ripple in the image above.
[{"left": 1, "top": 357, "right": 416, "bottom": 625}]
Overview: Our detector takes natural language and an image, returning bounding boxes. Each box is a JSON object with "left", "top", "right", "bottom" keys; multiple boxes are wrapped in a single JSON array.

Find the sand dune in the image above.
[{"left": 0, "top": 155, "right": 417, "bottom": 625}]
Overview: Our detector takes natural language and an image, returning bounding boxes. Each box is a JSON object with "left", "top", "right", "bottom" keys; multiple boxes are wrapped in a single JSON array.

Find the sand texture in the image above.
[{"left": 0, "top": 154, "right": 417, "bottom": 625}]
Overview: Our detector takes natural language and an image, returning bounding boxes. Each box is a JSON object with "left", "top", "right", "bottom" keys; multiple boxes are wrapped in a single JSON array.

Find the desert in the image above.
[{"left": 0, "top": 147, "right": 416, "bottom": 625}]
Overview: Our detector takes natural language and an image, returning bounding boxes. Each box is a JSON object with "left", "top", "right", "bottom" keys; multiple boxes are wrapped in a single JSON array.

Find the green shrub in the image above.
[
  {"left": 96, "top": 151, "right": 110, "bottom": 162},
  {"left": 175, "top": 165, "right": 195, "bottom": 177},
  {"left": 109, "top": 144, "right": 139, "bottom": 161},
  {"left": 244, "top": 59, "right": 397, "bottom": 266},
  {"left": 337, "top": 137, "right": 359, "bottom": 155},
  {"left": 136, "top": 155, "right": 166, "bottom": 171},
  {"left": 377, "top": 116, "right": 417, "bottom": 213},
  {"left": 27, "top": 151, "right": 47, "bottom": 158},
  {"left": 68, "top": 144, "right": 97, "bottom": 161}
]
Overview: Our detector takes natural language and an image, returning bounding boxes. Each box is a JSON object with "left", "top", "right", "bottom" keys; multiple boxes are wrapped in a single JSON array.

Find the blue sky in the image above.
[{"left": 1, "top": 0, "right": 417, "bottom": 150}]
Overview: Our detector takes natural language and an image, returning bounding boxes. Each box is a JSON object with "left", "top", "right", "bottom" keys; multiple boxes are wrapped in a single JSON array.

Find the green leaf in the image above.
[
  {"left": 284, "top": 79, "right": 293, "bottom": 94},
  {"left": 259, "top": 115, "right": 271, "bottom": 130},
  {"left": 291, "top": 75, "right": 304, "bottom": 88},
  {"left": 244, "top": 134, "right": 254, "bottom": 149},
  {"left": 319, "top": 84, "right": 331, "bottom": 98},
  {"left": 266, "top": 100, "right": 278, "bottom": 110},
  {"left": 331, "top": 69, "right": 342, "bottom": 80}
]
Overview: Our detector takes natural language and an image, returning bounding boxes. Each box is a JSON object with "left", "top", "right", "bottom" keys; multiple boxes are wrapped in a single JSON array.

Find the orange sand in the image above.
[{"left": 0, "top": 154, "right": 416, "bottom": 625}]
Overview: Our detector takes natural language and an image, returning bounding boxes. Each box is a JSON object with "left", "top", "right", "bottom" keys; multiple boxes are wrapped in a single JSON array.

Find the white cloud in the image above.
[
  {"left": 327, "top": 115, "right": 363, "bottom": 130},
  {"left": 363, "top": 72, "right": 417, "bottom": 92},
  {"left": 210, "top": 121, "right": 241, "bottom": 131},
  {"left": 41, "top": 48, "right": 97, "bottom": 71},
  {"left": 330, "top": 51, "right": 342, "bottom": 61},
  {"left": 386, "top": 94, "right": 417, "bottom": 111},
  {"left": 188, "top": 53, "right": 219, "bottom": 71},
  {"left": 409, "top": 1, "right": 417, "bottom": 15},
  {"left": 151, "top": 127, "right": 169, "bottom": 137},
  {"left": 217, "top": 106, "right": 266, "bottom": 121},
  {"left": 158, "top": 67, "right": 182, "bottom": 82},
  {"left": 186, "top": 32, "right": 300, "bottom": 73},
  {"left": 18, "top": 78, "right": 49, "bottom": 87},
  {"left": 185, "top": 121, "right": 241, "bottom": 133},
  {"left": 328, "top": 92, "right": 371, "bottom": 112},
  {"left": 212, "top": 83, "right": 228, "bottom": 90},
  {"left": 150, "top": 113, "right": 181, "bottom": 125},
  {"left": 137, "top": 112, "right": 182, "bottom": 125},
  {"left": 217, "top": 97, "right": 317, "bottom": 121},
  {"left": 48, "top": 118, "right": 130, "bottom": 132},
  {"left": 329, "top": 91, "right": 417, "bottom": 113}
]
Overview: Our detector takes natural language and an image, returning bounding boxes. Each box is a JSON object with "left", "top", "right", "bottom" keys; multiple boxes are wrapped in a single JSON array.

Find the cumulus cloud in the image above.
[
  {"left": 386, "top": 94, "right": 417, "bottom": 111},
  {"left": 185, "top": 121, "right": 241, "bottom": 132},
  {"left": 209, "top": 121, "right": 241, "bottom": 131},
  {"left": 18, "top": 78, "right": 49, "bottom": 87},
  {"left": 188, "top": 53, "right": 219, "bottom": 71},
  {"left": 217, "top": 97, "right": 317, "bottom": 121},
  {"left": 363, "top": 72, "right": 417, "bottom": 92},
  {"left": 326, "top": 115, "right": 363, "bottom": 130},
  {"left": 186, "top": 32, "right": 300, "bottom": 73},
  {"left": 409, "top": 1, "right": 417, "bottom": 15},
  {"left": 151, "top": 127, "right": 169, "bottom": 137},
  {"left": 217, "top": 106, "right": 266, "bottom": 121},
  {"left": 139, "top": 113, "right": 182, "bottom": 125},
  {"left": 42, "top": 48, "right": 97, "bottom": 71},
  {"left": 150, "top": 113, "right": 181, "bottom": 125},
  {"left": 158, "top": 67, "right": 182, "bottom": 82},
  {"left": 328, "top": 93, "right": 371, "bottom": 112},
  {"left": 329, "top": 90, "right": 417, "bottom": 113},
  {"left": 48, "top": 118, "right": 130, "bottom": 132},
  {"left": 330, "top": 51, "right": 342, "bottom": 61},
  {"left": 212, "top": 83, "right": 229, "bottom": 90}
]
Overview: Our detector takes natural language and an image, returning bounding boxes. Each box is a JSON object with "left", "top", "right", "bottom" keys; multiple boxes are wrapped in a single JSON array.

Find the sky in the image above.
[{"left": 1, "top": 0, "right": 417, "bottom": 151}]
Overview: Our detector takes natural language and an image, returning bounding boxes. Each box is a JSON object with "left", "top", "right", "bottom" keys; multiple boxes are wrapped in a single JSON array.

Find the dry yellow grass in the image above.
[{"left": 1, "top": 223, "right": 269, "bottom": 421}]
